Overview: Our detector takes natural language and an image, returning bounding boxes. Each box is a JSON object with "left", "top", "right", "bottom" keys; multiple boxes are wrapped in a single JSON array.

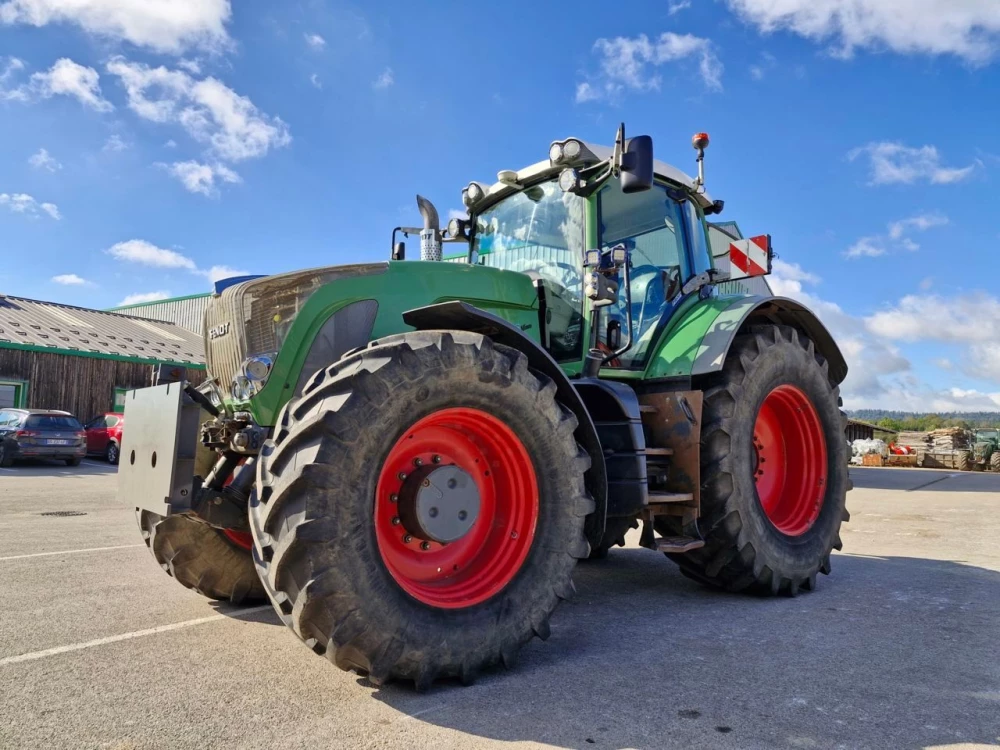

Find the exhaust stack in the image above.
[{"left": 416, "top": 195, "right": 442, "bottom": 261}]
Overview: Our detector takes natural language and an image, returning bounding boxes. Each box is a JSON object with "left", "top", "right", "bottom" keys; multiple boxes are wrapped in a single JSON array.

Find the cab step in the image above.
[
  {"left": 647, "top": 491, "right": 694, "bottom": 504},
  {"left": 638, "top": 404, "right": 657, "bottom": 414},
  {"left": 654, "top": 536, "right": 705, "bottom": 554},
  {"left": 645, "top": 447, "right": 674, "bottom": 457}
]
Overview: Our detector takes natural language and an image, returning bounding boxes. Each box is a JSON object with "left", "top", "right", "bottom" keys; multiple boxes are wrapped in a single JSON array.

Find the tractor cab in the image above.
[{"left": 437, "top": 126, "right": 764, "bottom": 375}]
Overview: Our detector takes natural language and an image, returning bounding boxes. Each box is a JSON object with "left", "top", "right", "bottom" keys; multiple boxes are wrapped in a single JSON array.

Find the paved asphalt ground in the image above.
[{"left": 1, "top": 461, "right": 998, "bottom": 750}]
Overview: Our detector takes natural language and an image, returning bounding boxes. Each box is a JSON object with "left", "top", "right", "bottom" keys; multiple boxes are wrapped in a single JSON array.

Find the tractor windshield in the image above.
[
  {"left": 472, "top": 180, "right": 586, "bottom": 361},
  {"left": 976, "top": 429, "right": 998, "bottom": 442}
]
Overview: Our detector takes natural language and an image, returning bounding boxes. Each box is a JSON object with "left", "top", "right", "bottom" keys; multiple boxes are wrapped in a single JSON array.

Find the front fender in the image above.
[{"left": 646, "top": 295, "right": 848, "bottom": 386}]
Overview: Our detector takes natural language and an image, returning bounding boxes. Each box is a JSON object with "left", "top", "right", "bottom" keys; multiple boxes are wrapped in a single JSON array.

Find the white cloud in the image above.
[
  {"left": 164, "top": 139, "right": 177, "bottom": 148},
  {"left": 102, "top": 133, "right": 129, "bottom": 152},
  {"left": 51, "top": 273, "right": 89, "bottom": 285},
  {"left": 849, "top": 142, "right": 976, "bottom": 185},
  {"left": 106, "top": 238, "right": 242, "bottom": 282},
  {"left": 309, "top": 73, "right": 321, "bottom": 89},
  {"left": 0, "top": 192, "right": 60, "bottom": 219},
  {"left": 887, "top": 213, "right": 948, "bottom": 239},
  {"left": 199, "top": 264, "right": 247, "bottom": 283},
  {"left": 668, "top": 0, "right": 691, "bottom": 14},
  {"left": 0, "top": 55, "right": 26, "bottom": 99},
  {"left": 28, "top": 147, "right": 61, "bottom": 171},
  {"left": 106, "top": 239, "right": 196, "bottom": 270},
  {"left": 305, "top": 32, "right": 325, "bottom": 49},
  {"left": 845, "top": 212, "right": 948, "bottom": 258},
  {"left": 771, "top": 258, "right": 820, "bottom": 286},
  {"left": 161, "top": 159, "right": 241, "bottom": 196},
  {"left": 866, "top": 292, "right": 1000, "bottom": 344},
  {"left": 934, "top": 358, "right": 954, "bottom": 370},
  {"left": 373, "top": 67, "right": 394, "bottom": 90},
  {"left": 724, "top": 0, "right": 1000, "bottom": 64},
  {"left": 844, "top": 236, "right": 885, "bottom": 258},
  {"left": 576, "top": 32, "right": 722, "bottom": 103},
  {"left": 177, "top": 58, "right": 201, "bottom": 74},
  {"left": 0, "top": 0, "right": 232, "bottom": 55},
  {"left": 106, "top": 57, "right": 291, "bottom": 162},
  {"left": 774, "top": 258, "right": 1000, "bottom": 408},
  {"left": 118, "top": 291, "right": 170, "bottom": 306},
  {"left": 11, "top": 58, "right": 114, "bottom": 111}
]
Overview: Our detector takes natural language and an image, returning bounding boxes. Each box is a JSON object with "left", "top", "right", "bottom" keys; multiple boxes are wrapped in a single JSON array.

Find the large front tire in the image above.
[
  {"left": 137, "top": 511, "right": 266, "bottom": 604},
  {"left": 251, "top": 331, "right": 593, "bottom": 688},
  {"left": 672, "top": 325, "right": 850, "bottom": 595}
]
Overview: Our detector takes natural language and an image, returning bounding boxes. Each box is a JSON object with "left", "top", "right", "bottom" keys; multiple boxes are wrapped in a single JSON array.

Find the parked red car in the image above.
[{"left": 84, "top": 412, "right": 124, "bottom": 464}]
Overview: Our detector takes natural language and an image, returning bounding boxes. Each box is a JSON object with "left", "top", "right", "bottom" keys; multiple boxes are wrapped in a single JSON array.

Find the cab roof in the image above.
[{"left": 478, "top": 139, "right": 715, "bottom": 212}]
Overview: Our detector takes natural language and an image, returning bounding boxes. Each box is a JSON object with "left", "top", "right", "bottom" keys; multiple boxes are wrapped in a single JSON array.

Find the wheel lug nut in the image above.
[
  {"left": 422, "top": 479, "right": 431, "bottom": 487},
  {"left": 397, "top": 471, "right": 407, "bottom": 481},
  {"left": 391, "top": 516, "right": 401, "bottom": 526},
  {"left": 511, "top": 531, "right": 518, "bottom": 539},
  {"left": 432, "top": 454, "right": 441, "bottom": 464},
  {"left": 403, "top": 534, "right": 412, "bottom": 544},
  {"left": 420, "top": 541, "right": 431, "bottom": 551},
  {"left": 413, "top": 457, "right": 423, "bottom": 467},
  {"left": 389, "top": 494, "right": 398, "bottom": 503}
]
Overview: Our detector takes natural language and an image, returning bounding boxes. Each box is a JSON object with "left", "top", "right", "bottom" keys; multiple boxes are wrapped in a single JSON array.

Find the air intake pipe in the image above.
[{"left": 416, "top": 194, "right": 442, "bottom": 261}]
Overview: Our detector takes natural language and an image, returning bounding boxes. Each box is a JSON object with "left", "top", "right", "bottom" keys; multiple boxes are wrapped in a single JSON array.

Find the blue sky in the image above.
[{"left": 2, "top": 0, "right": 1000, "bottom": 412}]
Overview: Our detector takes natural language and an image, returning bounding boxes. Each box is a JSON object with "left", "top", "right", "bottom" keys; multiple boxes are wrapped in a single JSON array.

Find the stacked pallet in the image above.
[{"left": 929, "top": 428, "right": 969, "bottom": 451}]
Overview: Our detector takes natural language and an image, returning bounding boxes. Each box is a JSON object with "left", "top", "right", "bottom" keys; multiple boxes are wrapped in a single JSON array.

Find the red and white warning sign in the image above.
[{"left": 729, "top": 234, "right": 772, "bottom": 279}]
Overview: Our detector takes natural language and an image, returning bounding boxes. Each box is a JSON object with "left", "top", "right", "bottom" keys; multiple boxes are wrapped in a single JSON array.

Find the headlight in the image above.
[
  {"left": 549, "top": 142, "right": 563, "bottom": 163},
  {"left": 231, "top": 375, "right": 255, "bottom": 401},
  {"left": 563, "top": 139, "right": 581, "bottom": 159},
  {"left": 558, "top": 168, "right": 582, "bottom": 193},
  {"left": 447, "top": 217, "right": 466, "bottom": 239},
  {"left": 243, "top": 353, "right": 275, "bottom": 382},
  {"left": 466, "top": 182, "right": 485, "bottom": 203},
  {"left": 196, "top": 379, "right": 226, "bottom": 408}
]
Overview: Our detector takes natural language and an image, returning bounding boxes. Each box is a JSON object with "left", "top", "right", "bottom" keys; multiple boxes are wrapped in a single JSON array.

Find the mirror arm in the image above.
[{"left": 602, "top": 258, "right": 634, "bottom": 364}]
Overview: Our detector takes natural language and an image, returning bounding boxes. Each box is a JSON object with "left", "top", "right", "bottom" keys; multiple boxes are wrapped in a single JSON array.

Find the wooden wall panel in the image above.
[{"left": 0, "top": 348, "right": 204, "bottom": 422}]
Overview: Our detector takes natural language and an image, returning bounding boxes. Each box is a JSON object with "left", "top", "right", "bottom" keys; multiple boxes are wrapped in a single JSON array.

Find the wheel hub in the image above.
[{"left": 399, "top": 465, "right": 481, "bottom": 543}]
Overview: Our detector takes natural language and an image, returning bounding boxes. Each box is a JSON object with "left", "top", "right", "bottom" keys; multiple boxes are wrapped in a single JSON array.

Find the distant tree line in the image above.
[{"left": 849, "top": 409, "right": 1000, "bottom": 432}]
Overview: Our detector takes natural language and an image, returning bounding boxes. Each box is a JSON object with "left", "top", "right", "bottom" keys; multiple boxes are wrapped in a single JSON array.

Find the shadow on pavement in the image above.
[
  {"left": 367, "top": 549, "right": 1000, "bottom": 750},
  {"left": 851, "top": 466, "right": 1000, "bottom": 493},
  {"left": 0, "top": 458, "right": 117, "bottom": 477}
]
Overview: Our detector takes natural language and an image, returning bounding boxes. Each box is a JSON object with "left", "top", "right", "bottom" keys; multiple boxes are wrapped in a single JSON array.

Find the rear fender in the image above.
[
  {"left": 403, "top": 301, "right": 608, "bottom": 548},
  {"left": 649, "top": 295, "right": 848, "bottom": 386}
]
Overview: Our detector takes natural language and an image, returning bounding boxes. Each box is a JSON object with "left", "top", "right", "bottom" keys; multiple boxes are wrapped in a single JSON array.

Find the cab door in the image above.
[{"left": 595, "top": 181, "right": 691, "bottom": 369}]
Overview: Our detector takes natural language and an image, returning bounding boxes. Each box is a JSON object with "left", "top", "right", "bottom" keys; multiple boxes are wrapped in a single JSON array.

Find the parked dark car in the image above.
[
  {"left": 0, "top": 409, "right": 87, "bottom": 467},
  {"left": 84, "top": 412, "right": 124, "bottom": 464}
]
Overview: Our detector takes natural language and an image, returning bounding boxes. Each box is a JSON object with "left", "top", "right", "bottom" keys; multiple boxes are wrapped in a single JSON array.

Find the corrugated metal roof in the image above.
[
  {"left": 108, "top": 293, "right": 211, "bottom": 334},
  {"left": 0, "top": 295, "right": 204, "bottom": 365}
]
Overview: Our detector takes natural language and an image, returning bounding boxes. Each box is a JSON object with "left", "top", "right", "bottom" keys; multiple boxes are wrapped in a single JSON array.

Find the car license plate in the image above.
[{"left": 47, "top": 439, "right": 71, "bottom": 446}]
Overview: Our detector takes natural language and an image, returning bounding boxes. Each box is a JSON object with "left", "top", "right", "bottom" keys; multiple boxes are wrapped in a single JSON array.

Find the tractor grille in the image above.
[{"left": 204, "top": 263, "right": 388, "bottom": 389}]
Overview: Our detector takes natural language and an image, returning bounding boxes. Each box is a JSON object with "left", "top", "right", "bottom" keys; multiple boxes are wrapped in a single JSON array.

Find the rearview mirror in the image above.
[{"left": 620, "top": 135, "right": 653, "bottom": 194}]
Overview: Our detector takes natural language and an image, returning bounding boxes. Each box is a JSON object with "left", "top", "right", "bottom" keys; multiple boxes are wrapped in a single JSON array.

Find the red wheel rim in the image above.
[
  {"left": 222, "top": 529, "right": 254, "bottom": 551},
  {"left": 752, "top": 385, "right": 827, "bottom": 536},
  {"left": 374, "top": 407, "right": 539, "bottom": 609}
]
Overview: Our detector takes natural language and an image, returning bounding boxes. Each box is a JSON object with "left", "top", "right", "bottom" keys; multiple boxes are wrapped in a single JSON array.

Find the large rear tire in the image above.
[
  {"left": 137, "top": 510, "right": 266, "bottom": 604},
  {"left": 991, "top": 452, "right": 1000, "bottom": 472},
  {"left": 251, "top": 331, "right": 593, "bottom": 688},
  {"left": 957, "top": 450, "right": 971, "bottom": 472},
  {"left": 671, "top": 325, "right": 850, "bottom": 595}
]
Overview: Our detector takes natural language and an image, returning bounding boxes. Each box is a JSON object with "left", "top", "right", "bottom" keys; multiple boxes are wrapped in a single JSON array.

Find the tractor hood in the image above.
[{"left": 204, "top": 263, "right": 389, "bottom": 395}]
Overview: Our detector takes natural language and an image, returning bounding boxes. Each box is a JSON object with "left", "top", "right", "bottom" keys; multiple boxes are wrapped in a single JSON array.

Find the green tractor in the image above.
[
  {"left": 972, "top": 428, "right": 1000, "bottom": 471},
  {"left": 120, "top": 125, "right": 851, "bottom": 689}
]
